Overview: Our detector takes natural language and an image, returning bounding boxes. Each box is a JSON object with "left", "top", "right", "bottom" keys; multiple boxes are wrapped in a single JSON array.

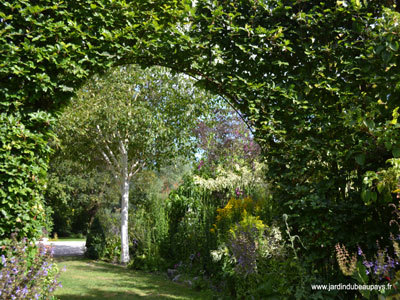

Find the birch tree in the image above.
[{"left": 57, "top": 65, "right": 212, "bottom": 264}]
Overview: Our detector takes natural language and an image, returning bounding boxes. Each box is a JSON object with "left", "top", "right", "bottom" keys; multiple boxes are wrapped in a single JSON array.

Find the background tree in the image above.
[
  {"left": 57, "top": 65, "right": 213, "bottom": 264},
  {"left": 45, "top": 157, "right": 118, "bottom": 237},
  {"left": 194, "top": 104, "right": 261, "bottom": 169}
]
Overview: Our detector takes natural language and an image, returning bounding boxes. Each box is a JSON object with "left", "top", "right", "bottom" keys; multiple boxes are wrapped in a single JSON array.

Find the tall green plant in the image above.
[{"left": 162, "top": 175, "right": 218, "bottom": 271}]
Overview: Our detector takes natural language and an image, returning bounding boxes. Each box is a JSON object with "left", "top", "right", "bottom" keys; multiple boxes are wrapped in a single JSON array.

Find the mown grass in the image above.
[{"left": 55, "top": 258, "right": 215, "bottom": 300}]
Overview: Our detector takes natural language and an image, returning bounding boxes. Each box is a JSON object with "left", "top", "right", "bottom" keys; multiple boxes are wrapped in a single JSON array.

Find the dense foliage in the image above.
[
  {"left": 0, "top": 112, "right": 54, "bottom": 241},
  {"left": 2, "top": 0, "right": 400, "bottom": 298},
  {"left": 45, "top": 158, "right": 118, "bottom": 237},
  {"left": 0, "top": 0, "right": 186, "bottom": 240},
  {"left": 84, "top": 166, "right": 184, "bottom": 268},
  {"left": 56, "top": 65, "right": 213, "bottom": 263}
]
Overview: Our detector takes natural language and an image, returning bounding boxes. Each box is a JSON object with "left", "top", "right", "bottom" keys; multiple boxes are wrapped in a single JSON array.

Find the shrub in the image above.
[
  {"left": 161, "top": 176, "right": 218, "bottom": 274},
  {"left": 128, "top": 197, "right": 168, "bottom": 271},
  {"left": 85, "top": 215, "right": 107, "bottom": 260},
  {"left": 85, "top": 195, "right": 168, "bottom": 267},
  {"left": 0, "top": 234, "right": 62, "bottom": 300},
  {"left": 210, "top": 206, "right": 288, "bottom": 297},
  {"left": 0, "top": 112, "right": 56, "bottom": 242},
  {"left": 85, "top": 209, "right": 121, "bottom": 261},
  {"left": 335, "top": 200, "right": 400, "bottom": 298}
]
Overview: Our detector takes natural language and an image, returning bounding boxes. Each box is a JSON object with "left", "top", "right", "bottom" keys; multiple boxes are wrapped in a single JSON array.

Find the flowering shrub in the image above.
[
  {"left": 336, "top": 201, "right": 400, "bottom": 298},
  {"left": 335, "top": 242, "right": 400, "bottom": 298},
  {"left": 335, "top": 243, "right": 358, "bottom": 276},
  {"left": 211, "top": 197, "right": 285, "bottom": 272},
  {"left": 213, "top": 196, "right": 264, "bottom": 235},
  {"left": 193, "top": 162, "right": 266, "bottom": 196},
  {"left": 210, "top": 196, "right": 286, "bottom": 298},
  {"left": 0, "top": 235, "right": 62, "bottom": 300},
  {"left": 228, "top": 223, "right": 259, "bottom": 275}
]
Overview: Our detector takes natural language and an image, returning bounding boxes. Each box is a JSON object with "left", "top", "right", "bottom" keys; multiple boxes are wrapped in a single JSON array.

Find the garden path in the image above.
[{"left": 40, "top": 240, "right": 86, "bottom": 257}]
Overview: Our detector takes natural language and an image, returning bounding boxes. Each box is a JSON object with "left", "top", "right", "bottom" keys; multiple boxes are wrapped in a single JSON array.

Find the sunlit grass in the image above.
[{"left": 55, "top": 258, "right": 214, "bottom": 300}]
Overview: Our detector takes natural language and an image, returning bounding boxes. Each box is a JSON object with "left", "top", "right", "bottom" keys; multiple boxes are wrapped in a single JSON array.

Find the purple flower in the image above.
[
  {"left": 39, "top": 245, "right": 46, "bottom": 255},
  {"left": 388, "top": 257, "right": 396, "bottom": 269},
  {"left": 1, "top": 254, "right": 6, "bottom": 266},
  {"left": 363, "top": 260, "right": 373, "bottom": 268},
  {"left": 22, "top": 287, "right": 28, "bottom": 296},
  {"left": 197, "top": 160, "right": 204, "bottom": 170},
  {"left": 235, "top": 188, "right": 243, "bottom": 197},
  {"left": 358, "top": 246, "right": 363, "bottom": 256}
]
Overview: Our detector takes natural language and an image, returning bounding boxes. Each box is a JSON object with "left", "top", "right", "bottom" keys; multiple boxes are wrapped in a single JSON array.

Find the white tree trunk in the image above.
[{"left": 120, "top": 151, "right": 130, "bottom": 264}]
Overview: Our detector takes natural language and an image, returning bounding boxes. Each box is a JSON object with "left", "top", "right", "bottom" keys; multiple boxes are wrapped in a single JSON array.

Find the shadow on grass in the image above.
[
  {"left": 57, "top": 288, "right": 193, "bottom": 300},
  {"left": 55, "top": 258, "right": 214, "bottom": 300}
]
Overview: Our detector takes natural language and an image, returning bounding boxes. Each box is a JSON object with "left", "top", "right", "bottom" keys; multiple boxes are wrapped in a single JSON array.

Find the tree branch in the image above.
[
  {"left": 96, "top": 125, "right": 121, "bottom": 172},
  {"left": 128, "top": 161, "right": 146, "bottom": 180},
  {"left": 99, "top": 149, "right": 119, "bottom": 179}
]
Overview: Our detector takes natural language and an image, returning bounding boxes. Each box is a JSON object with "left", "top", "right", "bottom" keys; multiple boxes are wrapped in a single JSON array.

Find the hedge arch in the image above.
[{"left": 1, "top": 0, "right": 400, "bottom": 276}]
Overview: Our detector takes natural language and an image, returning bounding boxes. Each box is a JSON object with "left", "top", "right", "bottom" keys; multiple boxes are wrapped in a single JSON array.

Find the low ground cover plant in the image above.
[{"left": 0, "top": 234, "right": 62, "bottom": 300}]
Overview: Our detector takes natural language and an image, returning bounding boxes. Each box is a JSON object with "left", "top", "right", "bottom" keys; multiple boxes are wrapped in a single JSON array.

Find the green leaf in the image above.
[
  {"left": 355, "top": 154, "right": 366, "bottom": 166},
  {"left": 393, "top": 147, "right": 400, "bottom": 158},
  {"left": 389, "top": 41, "right": 399, "bottom": 52},
  {"left": 371, "top": 191, "right": 377, "bottom": 202},
  {"left": 382, "top": 50, "right": 393, "bottom": 63},
  {"left": 363, "top": 119, "right": 375, "bottom": 130},
  {"left": 377, "top": 182, "right": 385, "bottom": 194}
]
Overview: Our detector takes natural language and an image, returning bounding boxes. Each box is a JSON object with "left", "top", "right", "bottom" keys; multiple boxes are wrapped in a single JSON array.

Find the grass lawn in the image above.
[{"left": 55, "top": 258, "right": 215, "bottom": 300}]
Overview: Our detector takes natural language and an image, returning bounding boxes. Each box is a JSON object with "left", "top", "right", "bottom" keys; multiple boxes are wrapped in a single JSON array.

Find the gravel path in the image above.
[{"left": 40, "top": 241, "right": 86, "bottom": 257}]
